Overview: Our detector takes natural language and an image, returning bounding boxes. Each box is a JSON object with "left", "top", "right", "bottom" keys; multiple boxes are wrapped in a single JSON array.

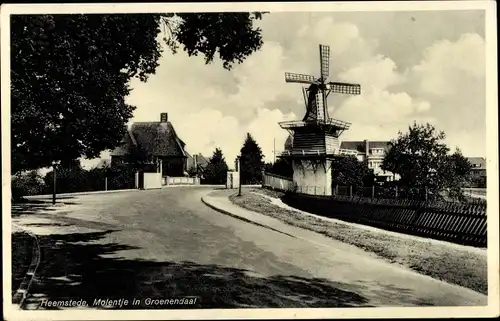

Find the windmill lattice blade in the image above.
[
  {"left": 302, "top": 87, "right": 308, "bottom": 108},
  {"left": 285, "top": 72, "right": 318, "bottom": 84},
  {"left": 315, "top": 92, "right": 326, "bottom": 121},
  {"left": 320, "top": 45, "right": 330, "bottom": 81},
  {"left": 329, "top": 82, "right": 361, "bottom": 95}
]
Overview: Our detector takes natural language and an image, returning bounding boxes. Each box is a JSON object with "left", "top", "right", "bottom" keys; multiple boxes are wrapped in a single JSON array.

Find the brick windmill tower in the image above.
[{"left": 278, "top": 44, "right": 361, "bottom": 195}]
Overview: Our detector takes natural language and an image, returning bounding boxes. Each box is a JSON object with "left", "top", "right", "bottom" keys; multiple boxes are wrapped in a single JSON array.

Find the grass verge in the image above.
[
  {"left": 12, "top": 231, "right": 34, "bottom": 294},
  {"left": 229, "top": 189, "right": 487, "bottom": 295}
]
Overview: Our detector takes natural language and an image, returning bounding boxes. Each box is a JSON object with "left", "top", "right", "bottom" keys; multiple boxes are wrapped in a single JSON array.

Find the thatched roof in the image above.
[{"left": 111, "top": 121, "right": 187, "bottom": 158}]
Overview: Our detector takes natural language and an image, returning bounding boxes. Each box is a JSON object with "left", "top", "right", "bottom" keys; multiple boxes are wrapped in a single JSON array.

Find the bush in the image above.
[
  {"left": 42, "top": 164, "right": 136, "bottom": 194},
  {"left": 11, "top": 170, "right": 45, "bottom": 201}
]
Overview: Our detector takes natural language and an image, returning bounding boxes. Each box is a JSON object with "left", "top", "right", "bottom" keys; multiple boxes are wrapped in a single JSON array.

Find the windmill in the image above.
[
  {"left": 284, "top": 44, "right": 361, "bottom": 122},
  {"left": 277, "top": 44, "right": 362, "bottom": 196}
]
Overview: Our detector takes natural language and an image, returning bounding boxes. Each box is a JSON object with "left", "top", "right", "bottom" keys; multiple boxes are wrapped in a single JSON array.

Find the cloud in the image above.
[
  {"left": 338, "top": 55, "right": 405, "bottom": 91},
  {"left": 333, "top": 54, "right": 432, "bottom": 142},
  {"left": 174, "top": 107, "right": 296, "bottom": 167},
  {"left": 408, "top": 33, "right": 486, "bottom": 149},
  {"left": 80, "top": 12, "right": 486, "bottom": 170},
  {"left": 246, "top": 108, "right": 297, "bottom": 161},
  {"left": 412, "top": 33, "right": 485, "bottom": 96},
  {"left": 338, "top": 91, "right": 415, "bottom": 123}
]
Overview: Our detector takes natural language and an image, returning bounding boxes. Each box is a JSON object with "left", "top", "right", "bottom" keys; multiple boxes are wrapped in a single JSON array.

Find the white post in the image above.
[{"left": 105, "top": 177, "right": 108, "bottom": 191}]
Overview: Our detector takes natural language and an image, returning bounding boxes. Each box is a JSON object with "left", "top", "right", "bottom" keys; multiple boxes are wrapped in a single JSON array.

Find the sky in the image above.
[{"left": 83, "top": 10, "right": 487, "bottom": 170}]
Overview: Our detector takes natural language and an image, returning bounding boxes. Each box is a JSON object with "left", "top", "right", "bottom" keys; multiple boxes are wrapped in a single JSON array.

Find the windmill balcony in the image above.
[
  {"left": 279, "top": 119, "right": 352, "bottom": 131},
  {"left": 279, "top": 148, "right": 358, "bottom": 157}
]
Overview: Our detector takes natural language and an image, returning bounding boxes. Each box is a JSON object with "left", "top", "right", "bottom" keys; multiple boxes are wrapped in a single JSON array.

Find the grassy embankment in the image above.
[{"left": 229, "top": 188, "right": 487, "bottom": 295}]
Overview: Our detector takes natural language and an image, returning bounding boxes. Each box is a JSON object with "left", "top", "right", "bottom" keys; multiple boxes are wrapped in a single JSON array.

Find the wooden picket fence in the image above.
[{"left": 282, "top": 193, "right": 487, "bottom": 247}]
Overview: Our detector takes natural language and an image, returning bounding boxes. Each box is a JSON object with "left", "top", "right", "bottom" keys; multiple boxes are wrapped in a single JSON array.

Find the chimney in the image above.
[
  {"left": 160, "top": 113, "right": 168, "bottom": 123},
  {"left": 365, "top": 139, "right": 369, "bottom": 156}
]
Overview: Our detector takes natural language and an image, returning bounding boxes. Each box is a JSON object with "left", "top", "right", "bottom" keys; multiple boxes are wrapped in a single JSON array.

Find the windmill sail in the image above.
[
  {"left": 302, "top": 87, "right": 308, "bottom": 108},
  {"left": 285, "top": 43, "right": 361, "bottom": 125},
  {"left": 319, "top": 45, "right": 330, "bottom": 81},
  {"left": 328, "top": 82, "right": 361, "bottom": 95},
  {"left": 315, "top": 92, "right": 326, "bottom": 121},
  {"left": 285, "top": 72, "right": 319, "bottom": 84}
]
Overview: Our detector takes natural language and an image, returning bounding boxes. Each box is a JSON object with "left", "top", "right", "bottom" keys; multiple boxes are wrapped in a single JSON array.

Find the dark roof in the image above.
[
  {"left": 186, "top": 153, "right": 209, "bottom": 169},
  {"left": 339, "top": 141, "right": 366, "bottom": 152},
  {"left": 111, "top": 122, "right": 187, "bottom": 157},
  {"left": 195, "top": 154, "right": 209, "bottom": 167},
  {"left": 467, "top": 157, "right": 486, "bottom": 169},
  {"left": 111, "top": 127, "right": 135, "bottom": 156},
  {"left": 368, "top": 141, "right": 391, "bottom": 149},
  {"left": 340, "top": 140, "right": 390, "bottom": 153}
]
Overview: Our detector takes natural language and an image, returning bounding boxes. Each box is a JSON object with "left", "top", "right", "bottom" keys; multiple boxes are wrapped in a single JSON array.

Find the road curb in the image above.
[
  {"left": 200, "top": 192, "right": 296, "bottom": 238},
  {"left": 25, "top": 189, "right": 139, "bottom": 199},
  {"left": 26, "top": 185, "right": 231, "bottom": 198},
  {"left": 11, "top": 224, "right": 41, "bottom": 309},
  {"left": 162, "top": 184, "right": 225, "bottom": 188}
]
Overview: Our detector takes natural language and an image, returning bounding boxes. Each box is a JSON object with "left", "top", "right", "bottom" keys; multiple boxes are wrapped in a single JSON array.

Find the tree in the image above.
[
  {"left": 443, "top": 148, "right": 473, "bottom": 200},
  {"left": 11, "top": 13, "right": 264, "bottom": 173},
  {"left": 265, "top": 158, "right": 293, "bottom": 178},
  {"left": 381, "top": 122, "right": 471, "bottom": 199},
  {"left": 239, "top": 133, "right": 265, "bottom": 184},
  {"left": 331, "top": 156, "right": 374, "bottom": 193},
  {"left": 203, "top": 148, "right": 229, "bottom": 184}
]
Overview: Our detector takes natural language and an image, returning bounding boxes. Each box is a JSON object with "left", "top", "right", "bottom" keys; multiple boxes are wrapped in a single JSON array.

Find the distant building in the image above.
[
  {"left": 339, "top": 140, "right": 398, "bottom": 181},
  {"left": 467, "top": 157, "right": 486, "bottom": 176},
  {"left": 467, "top": 157, "right": 486, "bottom": 187},
  {"left": 111, "top": 112, "right": 189, "bottom": 177},
  {"left": 186, "top": 153, "right": 209, "bottom": 176}
]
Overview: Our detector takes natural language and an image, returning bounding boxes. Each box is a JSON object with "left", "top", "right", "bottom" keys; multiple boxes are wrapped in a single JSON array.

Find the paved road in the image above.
[{"left": 16, "top": 187, "right": 486, "bottom": 309}]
